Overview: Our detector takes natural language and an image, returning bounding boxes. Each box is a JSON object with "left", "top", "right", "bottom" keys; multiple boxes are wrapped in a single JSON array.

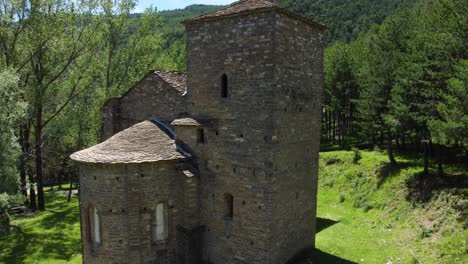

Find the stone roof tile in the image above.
[
  {"left": 154, "top": 70, "right": 187, "bottom": 95},
  {"left": 184, "top": 0, "right": 274, "bottom": 23},
  {"left": 183, "top": 0, "right": 325, "bottom": 29},
  {"left": 70, "top": 121, "right": 185, "bottom": 164},
  {"left": 171, "top": 118, "right": 203, "bottom": 127}
]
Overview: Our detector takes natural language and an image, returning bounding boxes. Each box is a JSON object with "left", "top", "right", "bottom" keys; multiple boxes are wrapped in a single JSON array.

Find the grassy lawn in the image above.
[
  {"left": 315, "top": 150, "right": 467, "bottom": 264},
  {"left": 0, "top": 150, "right": 465, "bottom": 264},
  {"left": 0, "top": 191, "right": 82, "bottom": 264}
]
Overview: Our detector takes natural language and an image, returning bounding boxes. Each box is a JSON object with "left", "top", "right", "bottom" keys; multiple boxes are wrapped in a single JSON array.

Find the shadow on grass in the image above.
[
  {"left": 316, "top": 217, "right": 339, "bottom": 233},
  {"left": 286, "top": 218, "right": 354, "bottom": 264},
  {"left": 0, "top": 192, "right": 81, "bottom": 263},
  {"left": 288, "top": 248, "right": 357, "bottom": 264},
  {"left": 405, "top": 171, "right": 468, "bottom": 202},
  {"left": 375, "top": 161, "right": 419, "bottom": 188}
]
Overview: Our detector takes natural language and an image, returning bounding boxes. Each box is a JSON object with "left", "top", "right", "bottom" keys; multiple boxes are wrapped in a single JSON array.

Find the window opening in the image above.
[
  {"left": 221, "top": 74, "right": 228, "bottom": 98},
  {"left": 224, "top": 193, "right": 234, "bottom": 220},
  {"left": 197, "top": 129, "right": 205, "bottom": 144}
]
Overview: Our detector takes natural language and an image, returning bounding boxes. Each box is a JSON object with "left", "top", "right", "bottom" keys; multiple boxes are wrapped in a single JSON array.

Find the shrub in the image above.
[
  {"left": 0, "top": 193, "right": 22, "bottom": 215},
  {"left": 338, "top": 194, "right": 345, "bottom": 203},
  {"left": 352, "top": 147, "right": 361, "bottom": 164},
  {"left": 373, "top": 145, "right": 381, "bottom": 152}
]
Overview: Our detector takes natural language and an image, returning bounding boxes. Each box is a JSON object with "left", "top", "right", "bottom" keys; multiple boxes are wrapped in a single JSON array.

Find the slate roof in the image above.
[
  {"left": 70, "top": 121, "right": 185, "bottom": 164},
  {"left": 154, "top": 70, "right": 187, "bottom": 95},
  {"left": 171, "top": 118, "right": 204, "bottom": 127},
  {"left": 183, "top": 0, "right": 325, "bottom": 29}
]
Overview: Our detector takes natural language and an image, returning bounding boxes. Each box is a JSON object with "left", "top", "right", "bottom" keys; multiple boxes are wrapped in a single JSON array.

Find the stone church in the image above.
[{"left": 70, "top": 0, "right": 325, "bottom": 263}]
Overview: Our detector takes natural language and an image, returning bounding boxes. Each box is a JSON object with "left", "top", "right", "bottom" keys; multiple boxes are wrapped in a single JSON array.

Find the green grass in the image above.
[
  {"left": 0, "top": 150, "right": 466, "bottom": 264},
  {"left": 316, "top": 150, "right": 467, "bottom": 264},
  {"left": 0, "top": 190, "right": 82, "bottom": 264}
]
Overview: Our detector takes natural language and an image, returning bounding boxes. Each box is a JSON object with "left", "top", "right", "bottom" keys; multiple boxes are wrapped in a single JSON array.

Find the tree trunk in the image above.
[
  {"left": 437, "top": 144, "right": 443, "bottom": 176},
  {"left": 35, "top": 104, "right": 45, "bottom": 211},
  {"left": 67, "top": 180, "right": 73, "bottom": 202},
  {"left": 395, "top": 134, "right": 401, "bottom": 152},
  {"left": 380, "top": 130, "right": 384, "bottom": 146},
  {"left": 401, "top": 135, "right": 406, "bottom": 152},
  {"left": 423, "top": 140, "right": 429, "bottom": 176},
  {"left": 19, "top": 124, "right": 29, "bottom": 201},
  {"left": 332, "top": 112, "right": 336, "bottom": 144},
  {"left": 464, "top": 147, "right": 468, "bottom": 172},
  {"left": 388, "top": 132, "right": 397, "bottom": 165},
  {"left": 20, "top": 123, "right": 36, "bottom": 211}
]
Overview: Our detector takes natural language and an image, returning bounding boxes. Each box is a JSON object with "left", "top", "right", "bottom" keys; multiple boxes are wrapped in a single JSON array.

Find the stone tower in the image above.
[{"left": 182, "top": 0, "right": 325, "bottom": 263}]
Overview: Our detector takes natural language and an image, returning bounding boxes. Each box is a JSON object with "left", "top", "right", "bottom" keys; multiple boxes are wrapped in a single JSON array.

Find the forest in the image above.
[{"left": 0, "top": 0, "right": 466, "bottom": 251}]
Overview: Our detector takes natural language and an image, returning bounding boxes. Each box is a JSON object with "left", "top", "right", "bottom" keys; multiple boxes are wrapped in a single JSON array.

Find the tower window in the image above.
[
  {"left": 197, "top": 129, "right": 205, "bottom": 144},
  {"left": 221, "top": 74, "right": 228, "bottom": 98},
  {"left": 88, "top": 205, "right": 101, "bottom": 244},
  {"left": 152, "top": 202, "right": 168, "bottom": 241},
  {"left": 224, "top": 193, "right": 234, "bottom": 220}
]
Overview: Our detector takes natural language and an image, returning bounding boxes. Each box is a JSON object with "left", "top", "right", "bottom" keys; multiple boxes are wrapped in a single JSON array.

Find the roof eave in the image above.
[
  {"left": 182, "top": 6, "right": 326, "bottom": 30},
  {"left": 70, "top": 156, "right": 186, "bottom": 165}
]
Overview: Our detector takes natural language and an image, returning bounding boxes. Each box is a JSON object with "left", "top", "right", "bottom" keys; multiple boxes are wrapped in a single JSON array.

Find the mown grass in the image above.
[
  {"left": 316, "top": 150, "right": 467, "bottom": 264},
  {"left": 0, "top": 150, "right": 465, "bottom": 264},
  {"left": 0, "top": 190, "right": 82, "bottom": 264}
]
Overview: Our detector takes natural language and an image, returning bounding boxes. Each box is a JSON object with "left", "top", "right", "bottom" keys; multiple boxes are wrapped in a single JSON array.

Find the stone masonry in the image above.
[{"left": 72, "top": 1, "right": 325, "bottom": 263}]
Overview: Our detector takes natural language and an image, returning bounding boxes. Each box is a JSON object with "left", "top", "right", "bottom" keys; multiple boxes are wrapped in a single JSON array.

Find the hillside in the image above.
[
  {"left": 157, "top": 0, "right": 418, "bottom": 46},
  {"left": 274, "top": 0, "right": 418, "bottom": 44},
  {"left": 152, "top": 0, "right": 418, "bottom": 71},
  {"left": 315, "top": 150, "right": 467, "bottom": 263}
]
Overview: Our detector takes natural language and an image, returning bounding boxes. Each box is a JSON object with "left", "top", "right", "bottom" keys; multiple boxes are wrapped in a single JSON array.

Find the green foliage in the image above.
[
  {"left": 0, "top": 71, "right": 25, "bottom": 194},
  {"left": 0, "top": 193, "right": 22, "bottom": 215},
  {"left": 428, "top": 60, "right": 468, "bottom": 146},
  {"left": 274, "top": 0, "right": 418, "bottom": 45},
  {"left": 351, "top": 147, "right": 361, "bottom": 164}
]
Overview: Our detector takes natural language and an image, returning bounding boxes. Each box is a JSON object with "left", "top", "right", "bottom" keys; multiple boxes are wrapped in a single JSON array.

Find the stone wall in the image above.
[
  {"left": 78, "top": 161, "right": 201, "bottom": 264},
  {"left": 186, "top": 11, "right": 278, "bottom": 264},
  {"left": 185, "top": 9, "right": 323, "bottom": 264},
  {"left": 101, "top": 72, "right": 189, "bottom": 141},
  {"left": 269, "top": 12, "right": 324, "bottom": 263}
]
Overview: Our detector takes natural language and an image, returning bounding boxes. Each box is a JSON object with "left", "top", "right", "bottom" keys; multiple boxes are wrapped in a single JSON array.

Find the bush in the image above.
[
  {"left": 352, "top": 147, "right": 361, "bottom": 164},
  {"left": 373, "top": 145, "right": 381, "bottom": 152},
  {"left": 339, "top": 194, "right": 345, "bottom": 203},
  {"left": 0, "top": 193, "right": 22, "bottom": 215}
]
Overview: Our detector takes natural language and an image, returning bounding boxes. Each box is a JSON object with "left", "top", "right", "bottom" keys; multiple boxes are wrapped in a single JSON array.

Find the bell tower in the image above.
[{"left": 183, "top": 0, "right": 325, "bottom": 263}]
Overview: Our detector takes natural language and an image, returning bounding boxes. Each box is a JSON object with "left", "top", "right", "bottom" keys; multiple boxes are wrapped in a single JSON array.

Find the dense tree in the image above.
[
  {"left": 0, "top": 70, "right": 26, "bottom": 194},
  {"left": 274, "top": 0, "right": 418, "bottom": 44}
]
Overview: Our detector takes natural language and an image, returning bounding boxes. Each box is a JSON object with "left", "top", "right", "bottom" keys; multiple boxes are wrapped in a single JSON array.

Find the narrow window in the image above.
[
  {"left": 197, "top": 129, "right": 205, "bottom": 144},
  {"left": 93, "top": 207, "right": 101, "bottom": 243},
  {"left": 152, "top": 202, "right": 168, "bottom": 241},
  {"left": 221, "top": 74, "right": 228, "bottom": 98},
  {"left": 224, "top": 193, "right": 234, "bottom": 220},
  {"left": 88, "top": 205, "right": 100, "bottom": 244}
]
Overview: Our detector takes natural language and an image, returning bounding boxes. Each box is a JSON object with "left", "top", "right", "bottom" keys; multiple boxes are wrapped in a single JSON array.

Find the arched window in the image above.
[
  {"left": 224, "top": 193, "right": 234, "bottom": 220},
  {"left": 88, "top": 205, "right": 101, "bottom": 244},
  {"left": 221, "top": 74, "right": 228, "bottom": 98},
  {"left": 152, "top": 202, "right": 168, "bottom": 241}
]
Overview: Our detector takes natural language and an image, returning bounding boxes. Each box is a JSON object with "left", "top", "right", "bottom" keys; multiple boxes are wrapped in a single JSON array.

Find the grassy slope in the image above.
[
  {"left": 0, "top": 191, "right": 82, "bottom": 264},
  {"left": 316, "top": 150, "right": 467, "bottom": 264},
  {"left": 0, "top": 151, "right": 465, "bottom": 263}
]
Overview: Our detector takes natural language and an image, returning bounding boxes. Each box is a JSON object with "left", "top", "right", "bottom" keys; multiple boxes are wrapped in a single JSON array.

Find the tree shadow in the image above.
[
  {"left": 405, "top": 171, "right": 468, "bottom": 202},
  {"left": 375, "top": 161, "right": 419, "bottom": 188},
  {"left": 288, "top": 248, "right": 357, "bottom": 264},
  {"left": 316, "top": 217, "right": 339, "bottom": 233},
  {"left": 0, "top": 192, "right": 81, "bottom": 263}
]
